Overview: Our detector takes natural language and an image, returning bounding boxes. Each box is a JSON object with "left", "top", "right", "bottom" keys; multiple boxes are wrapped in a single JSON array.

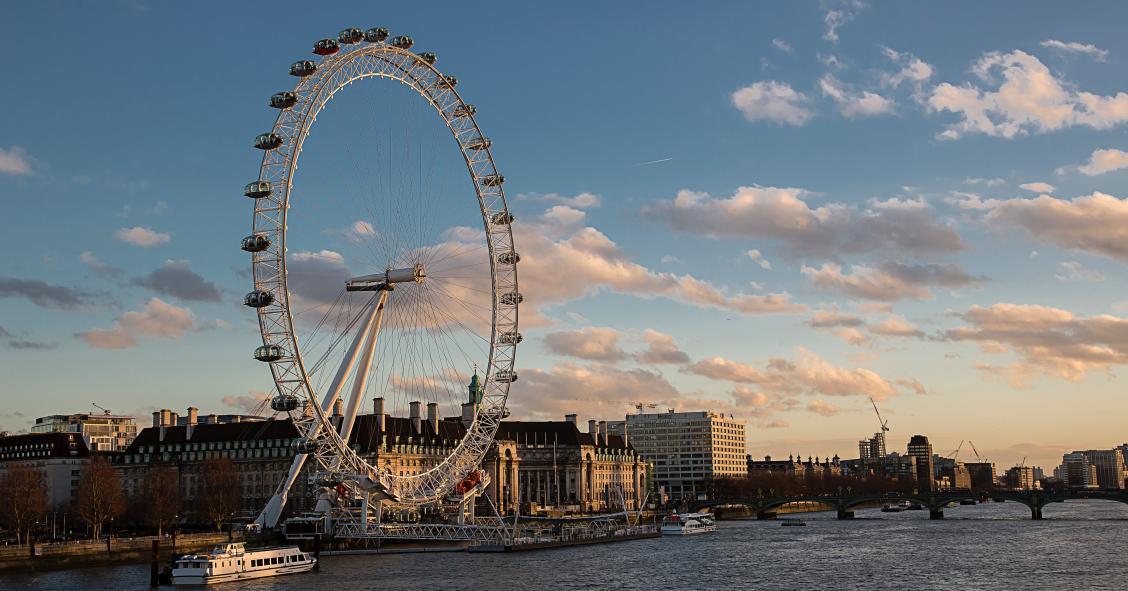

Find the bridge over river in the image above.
[{"left": 692, "top": 490, "right": 1128, "bottom": 520}]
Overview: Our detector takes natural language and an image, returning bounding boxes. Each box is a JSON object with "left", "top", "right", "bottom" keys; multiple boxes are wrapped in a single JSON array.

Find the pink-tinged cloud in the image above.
[
  {"left": 116, "top": 226, "right": 171, "bottom": 247},
  {"left": 637, "top": 329, "right": 691, "bottom": 365},
  {"left": 802, "top": 261, "right": 983, "bottom": 302},
  {"left": 0, "top": 146, "right": 34, "bottom": 176},
  {"left": 807, "top": 399, "right": 840, "bottom": 417},
  {"left": 77, "top": 297, "right": 196, "bottom": 349},
  {"left": 985, "top": 192, "right": 1128, "bottom": 263},
  {"left": 542, "top": 327, "right": 629, "bottom": 362}
]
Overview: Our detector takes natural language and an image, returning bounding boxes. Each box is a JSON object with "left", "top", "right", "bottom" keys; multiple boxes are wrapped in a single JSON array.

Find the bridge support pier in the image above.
[
  {"left": 836, "top": 510, "right": 854, "bottom": 520},
  {"left": 757, "top": 511, "right": 777, "bottom": 520},
  {"left": 1030, "top": 505, "right": 1043, "bottom": 520},
  {"left": 929, "top": 509, "right": 944, "bottom": 520}
]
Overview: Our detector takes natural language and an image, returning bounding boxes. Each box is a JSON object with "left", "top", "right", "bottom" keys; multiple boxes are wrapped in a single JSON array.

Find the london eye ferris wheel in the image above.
[{"left": 240, "top": 27, "right": 520, "bottom": 527}]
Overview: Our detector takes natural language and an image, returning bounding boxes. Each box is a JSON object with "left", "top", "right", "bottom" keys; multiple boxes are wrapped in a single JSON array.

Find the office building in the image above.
[
  {"left": 906, "top": 435, "right": 935, "bottom": 493},
  {"left": 32, "top": 411, "right": 139, "bottom": 452}
]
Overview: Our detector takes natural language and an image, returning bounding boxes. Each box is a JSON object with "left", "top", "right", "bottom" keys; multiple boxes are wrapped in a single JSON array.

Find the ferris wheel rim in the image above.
[{"left": 247, "top": 36, "right": 519, "bottom": 506}]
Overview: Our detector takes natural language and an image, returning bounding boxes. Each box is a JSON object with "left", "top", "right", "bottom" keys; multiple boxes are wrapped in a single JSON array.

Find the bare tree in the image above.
[
  {"left": 198, "top": 457, "right": 240, "bottom": 531},
  {"left": 74, "top": 455, "right": 125, "bottom": 539},
  {"left": 140, "top": 466, "right": 182, "bottom": 537},
  {"left": 0, "top": 465, "right": 48, "bottom": 544}
]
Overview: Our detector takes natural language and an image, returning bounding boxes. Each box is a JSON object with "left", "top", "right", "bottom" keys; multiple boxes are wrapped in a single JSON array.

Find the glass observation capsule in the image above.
[
  {"left": 444, "top": 75, "right": 458, "bottom": 87},
  {"left": 496, "top": 251, "right": 520, "bottom": 265},
  {"left": 270, "top": 91, "right": 297, "bottom": 109},
  {"left": 493, "top": 370, "right": 518, "bottom": 383},
  {"left": 253, "top": 133, "right": 283, "bottom": 150},
  {"left": 390, "top": 35, "right": 414, "bottom": 49},
  {"left": 338, "top": 28, "right": 363, "bottom": 44},
  {"left": 452, "top": 104, "right": 476, "bottom": 118},
  {"left": 292, "top": 439, "right": 317, "bottom": 454},
  {"left": 490, "top": 211, "right": 514, "bottom": 225},
  {"left": 270, "top": 394, "right": 299, "bottom": 412},
  {"left": 244, "top": 180, "right": 273, "bottom": 198},
  {"left": 466, "top": 136, "right": 491, "bottom": 151},
  {"left": 364, "top": 27, "right": 389, "bottom": 43},
  {"left": 419, "top": 51, "right": 436, "bottom": 65},
  {"left": 254, "top": 345, "right": 284, "bottom": 362},
  {"left": 313, "top": 38, "right": 340, "bottom": 56},
  {"left": 481, "top": 174, "right": 505, "bottom": 187},
  {"left": 290, "top": 60, "right": 317, "bottom": 77},
  {"left": 500, "top": 292, "right": 524, "bottom": 306},
  {"left": 241, "top": 234, "right": 271, "bottom": 252},
  {"left": 244, "top": 290, "right": 274, "bottom": 308},
  {"left": 498, "top": 331, "right": 523, "bottom": 345}
]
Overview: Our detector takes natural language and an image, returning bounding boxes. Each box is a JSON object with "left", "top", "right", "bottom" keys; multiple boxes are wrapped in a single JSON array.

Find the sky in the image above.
[{"left": 2, "top": 1, "right": 1128, "bottom": 471}]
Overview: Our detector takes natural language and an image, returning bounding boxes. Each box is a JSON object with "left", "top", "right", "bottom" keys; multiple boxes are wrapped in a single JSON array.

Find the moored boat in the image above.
[
  {"left": 660, "top": 512, "right": 716, "bottom": 535},
  {"left": 172, "top": 542, "right": 315, "bottom": 585},
  {"left": 780, "top": 517, "right": 806, "bottom": 527}
]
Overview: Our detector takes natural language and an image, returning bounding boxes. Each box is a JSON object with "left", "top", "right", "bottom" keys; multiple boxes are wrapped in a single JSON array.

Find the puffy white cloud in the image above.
[
  {"left": 221, "top": 390, "right": 271, "bottom": 414},
  {"left": 802, "top": 261, "right": 984, "bottom": 302},
  {"left": 116, "top": 226, "right": 170, "bottom": 247},
  {"left": 945, "top": 303, "right": 1128, "bottom": 383},
  {"left": 819, "top": 74, "right": 895, "bottom": 118},
  {"left": 1019, "top": 182, "right": 1055, "bottom": 194},
  {"left": 0, "top": 146, "right": 33, "bottom": 176},
  {"left": 869, "top": 315, "right": 924, "bottom": 338},
  {"left": 542, "top": 327, "right": 628, "bottom": 362},
  {"left": 1054, "top": 261, "right": 1105, "bottom": 283},
  {"left": 731, "top": 81, "right": 815, "bottom": 126},
  {"left": 1077, "top": 148, "right": 1128, "bottom": 176},
  {"left": 1040, "top": 39, "right": 1108, "bottom": 61},
  {"left": 744, "top": 249, "right": 772, "bottom": 270},
  {"left": 639, "top": 186, "right": 964, "bottom": 259},
  {"left": 928, "top": 50, "right": 1128, "bottom": 139},
  {"left": 507, "top": 362, "right": 685, "bottom": 421},
  {"left": 637, "top": 329, "right": 690, "bottom": 365},
  {"left": 519, "top": 192, "right": 602, "bottom": 209},
  {"left": 881, "top": 47, "right": 934, "bottom": 90},
  {"left": 132, "top": 260, "right": 222, "bottom": 302},
  {"left": 822, "top": 0, "right": 866, "bottom": 43},
  {"left": 771, "top": 38, "right": 793, "bottom": 54},
  {"left": 807, "top": 399, "right": 839, "bottom": 417},
  {"left": 963, "top": 177, "right": 1006, "bottom": 187},
  {"left": 77, "top": 298, "right": 197, "bottom": 349},
  {"left": 808, "top": 310, "right": 865, "bottom": 328},
  {"left": 985, "top": 192, "right": 1128, "bottom": 263}
]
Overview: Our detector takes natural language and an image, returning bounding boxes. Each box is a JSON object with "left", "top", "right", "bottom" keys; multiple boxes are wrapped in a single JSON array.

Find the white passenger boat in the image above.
[
  {"left": 660, "top": 512, "right": 716, "bottom": 535},
  {"left": 172, "top": 542, "right": 315, "bottom": 585}
]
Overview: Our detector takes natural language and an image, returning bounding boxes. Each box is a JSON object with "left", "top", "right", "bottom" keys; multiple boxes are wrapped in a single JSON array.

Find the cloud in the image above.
[
  {"left": 519, "top": 192, "right": 602, "bottom": 209},
  {"left": 507, "top": 362, "right": 686, "bottom": 421},
  {"left": 285, "top": 249, "right": 352, "bottom": 308},
  {"left": 1039, "top": 39, "right": 1109, "bottom": 61},
  {"left": 1019, "top": 182, "right": 1055, "bottom": 194},
  {"left": 731, "top": 81, "right": 814, "bottom": 126},
  {"left": 542, "top": 327, "right": 628, "bottom": 362},
  {"left": 116, "top": 226, "right": 170, "bottom": 247},
  {"left": 1077, "top": 148, "right": 1128, "bottom": 176},
  {"left": 963, "top": 177, "right": 1006, "bottom": 187},
  {"left": 880, "top": 47, "right": 934, "bottom": 90},
  {"left": 869, "top": 315, "right": 924, "bottom": 338},
  {"left": 1054, "top": 261, "right": 1105, "bottom": 283},
  {"left": 640, "top": 186, "right": 964, "bottom": 259},
  {"left": 984, "top": 192, "right": 1128, "bottom": 263},
  {"left": 6, "top": 340, "right": 57, "bottom": 351},
  {"left": 0, "top": 277, "right": 91, "bottom": 309},
  {"left": 823, "top": 0, "right": 866, "bottom": 43},
  {"left": 221, "top": 390, "right": 271, "bottom": 414},
  {"left": 637, "top": 329, "right": 691, "bottom": 365},
  {"left": 77, "top": 297, "right": 197, "bottom": 349},
  {"left": 79, "top": 251, "right": 124, "bottom": 279},
  {"left": 928, "top": 50, "right": 1128, "bottom": 140},
  {"left": 802, "top": 261, "right": 985, "bottom": 301},
  {"left": 660, "top": 255, "right": 681, "bottom": 265},
  {"left": 744, "top": 249, "right": 772, "bottom": 270},
  {"left": 945, "top": 303, "right": 1128, "bottom": 384},
  {"left": 819, "top": 74, "right": 895, "bottom": 118},
  {"left": 0, "top": 146, "right": 34, "bottom": 176},
  {"left": 684, "top": 348, "right": 904, "bottom": 401},
  {"left": 771, "top": 38, "right": 793, "bottom": 54},
  {"left": 132, "top": 260, "right": 222, "bottom": 302},
  {"left": 808, "top": 310, "right": 865, "bottom": 328},
  {"left": 807, "top": 399, "right": 839, "bottom": 417}
]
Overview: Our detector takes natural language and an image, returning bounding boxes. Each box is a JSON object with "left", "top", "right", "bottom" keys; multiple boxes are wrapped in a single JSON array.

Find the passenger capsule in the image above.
[
  {"left": 419, "top": 51, "right": 437, "bottom": 65},
  {"left": 270, "top": 394, "right": 299, "bottom": 412},
  {"left": 270, "top": 91, "right": 297, "bottom": 109},
  {"left": 466, "top": 136, "right": 491, "bottom": 151},
  {"left": 293, "top": 439, "right": 318, "bottom": 454},
  {"left": 390, "top": 35, "right": 414, "bottom": 49},
  {"left": 365, "top": 27, "right": 389, "bottom": 43},
  {"left": 253, "top": 133, "right": 283, "bottom": 150},
  {"left": 481, "top": 174, "right": 505, "bottom": 187},
  {"left": 254, "top": 345, "right": 284, "bottom": 362},
  {"left": 338, "top": 28, "right": 364, "bottom": 44},
  {"left": 500, "top": 292, "right": 524, "bottom": 306},
  {"left": 444, "top": 75, "right": 458, "bottom": 87},
  {"left": 244, "top": 180, "right": 274, "bottom": 198},
  {"left": 290, "top": 60, "right": 317, "bottom": 77},
  {"left": 314, "top": 472, "right": 343, "bottom": 488},
  {"left": 452, "top": 104, "right": 476, "bottom": 118},
  {"left": 491, "top": 211, "right": 515, "bottom": 225},
  {"left": 498, "top": 331, "right": 523, "bottom": 345},
  {"left": 244, "top": 290, "right": 274, "bottom": 308},
  {"left": 492, "top": 370, "right": 518, "bottom": 384},
  {"left": 496, "top": 251, "right": 520, "bottom": 265},
  {"left": 241, "top": 234, "right": 271, "bottom": 252},
  {"left": 313, "top": 38, "right": 340, "bottom": 56}
]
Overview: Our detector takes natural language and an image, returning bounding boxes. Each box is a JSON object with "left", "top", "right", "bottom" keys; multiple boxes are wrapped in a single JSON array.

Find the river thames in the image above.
[{"left": 4, "top": 501, "right": 1127, "bottom": 591}]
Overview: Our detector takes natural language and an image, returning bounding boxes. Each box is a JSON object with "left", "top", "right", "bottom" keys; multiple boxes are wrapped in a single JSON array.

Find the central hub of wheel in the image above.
[{"left": 345, "top": 262, "right": 426, "bottom": 291}]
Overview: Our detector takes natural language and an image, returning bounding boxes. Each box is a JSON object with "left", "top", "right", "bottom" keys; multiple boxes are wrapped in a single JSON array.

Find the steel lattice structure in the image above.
[{"left": 246, "top": 30, "right": 519, "bottom": 528}]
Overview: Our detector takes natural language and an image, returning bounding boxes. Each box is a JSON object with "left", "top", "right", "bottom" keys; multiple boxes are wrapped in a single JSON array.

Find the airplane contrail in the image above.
[{"left": 634, "top": 157, "right": 674, "bottom": 166}]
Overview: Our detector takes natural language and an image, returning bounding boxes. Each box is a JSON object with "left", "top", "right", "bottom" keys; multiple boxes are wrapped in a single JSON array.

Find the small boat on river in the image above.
[{"left": 172, "top": 542, "right": 315, "bottom": 585}]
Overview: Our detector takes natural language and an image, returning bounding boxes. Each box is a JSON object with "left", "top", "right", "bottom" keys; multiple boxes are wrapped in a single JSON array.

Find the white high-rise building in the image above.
[
  {"left": 607, "top": 410, "right": 745, "bottom": 502},
  {"left": 32, "top": 411, "right": 138, "bottom": 452}
]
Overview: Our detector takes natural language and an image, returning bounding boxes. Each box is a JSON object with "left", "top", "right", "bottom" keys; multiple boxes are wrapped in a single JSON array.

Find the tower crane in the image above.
[
  {"left": 947, "top": 440, "right": 965, "bottom": 461},
  {"left": 604, "top": 400, "right": 659, "bottom": 414},
  {"left": 92, "top": 402, "right": 111, "bottom": 415},
  {"left": 969, "top": 440, "right": 987, "bottom": 463},
  {"left": 869, "top": 397, "right": 890, "bottom": 436}
]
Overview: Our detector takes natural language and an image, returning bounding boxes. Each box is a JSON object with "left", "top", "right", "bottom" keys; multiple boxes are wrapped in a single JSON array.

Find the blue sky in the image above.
[{"left": 3, "top": 1, "right": 1128, "bottom": 469}]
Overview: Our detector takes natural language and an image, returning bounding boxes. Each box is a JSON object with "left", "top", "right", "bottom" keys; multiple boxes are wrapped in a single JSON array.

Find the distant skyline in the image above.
[{"left": 3, "top": 2, "right": 1128, "bottom": 470}]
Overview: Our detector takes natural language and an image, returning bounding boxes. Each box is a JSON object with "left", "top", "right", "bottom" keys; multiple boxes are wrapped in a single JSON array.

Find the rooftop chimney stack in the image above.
[
  {"left": 588, "top": 419, "right": 598, "bottom": 442},
  {"left": 410, "top": 401, "right": 422, "bottom": 434},
  {"left": 373, "top": 397, "right": 386, "bottom": 433},
  {"left": 186, "top": 407, "right": 199, "bottom": 440},
  {"left": 206, "top": 414, "right": 217, "bottom": 424},
  {"left": 461, "top": 402, "right": 475, "bottom": 427},
  {"left": 621, "top": 422, "right": 629, "bottom": 448},
  {"left": 152, "top": 411, "right": 161, "bottom": 429},
  {"left": 426, "top": 402, "right": 439, "bottom": 434},
  {"left": 160, "top": 409, "right": 172, "bottom": 427},
  {"left": 565, "top": 414, "right": 578, "bottom": 429},
  {"left": 598, "top": 420, "right": 608, "bottom": 446}
]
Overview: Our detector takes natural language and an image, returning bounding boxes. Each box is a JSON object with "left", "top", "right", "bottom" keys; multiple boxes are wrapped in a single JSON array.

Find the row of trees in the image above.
[{"left": 0, "top": 456, "right": 243, "bottom": 542}]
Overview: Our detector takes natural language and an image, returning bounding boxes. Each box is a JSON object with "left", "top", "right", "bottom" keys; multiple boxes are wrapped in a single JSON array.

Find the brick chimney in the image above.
[
  {"left": 598, "top": 420, "right": 607, "bottom": 446},
  {"left": 373, "top": 397, "right": 386, "bottom": 433},
  {"left": 410, "top": 401, "right": 422, "bottom": 434},
  {"left": 426, "top": 402, "right": 439, "bottom": 434},
  {"left": 588, "top": 419, "right": 597, "bottom": 443},
  {"left": 565, "top": 414, "right": 578, "bottom": 428},
  {"left": 186, "top": 406, "right": 199, "bottom": 440},
  {"left": 152, "top": 411, "right": 161, "bottom": 429}
]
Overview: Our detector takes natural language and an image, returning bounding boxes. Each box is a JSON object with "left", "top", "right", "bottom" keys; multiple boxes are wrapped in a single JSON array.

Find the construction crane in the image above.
[
  {"left": 969, "top": 440, "right": 987, "bottom": 463},
  {"left": 92, "top": 402, "right": 112, "bottom": 415},
  {"left": 869, "top": 397, "right": 890, "bottom": 436},
  {"left": 604, "top": 400, "right": 659, "bottom": 414},
  {"left": 947, "top": 440, "right": 965, "bottom": 461}
]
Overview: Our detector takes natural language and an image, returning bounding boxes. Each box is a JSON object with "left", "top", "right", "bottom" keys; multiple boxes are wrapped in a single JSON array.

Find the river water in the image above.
[{"left": 5, "top": 500, "right": 1127, "bottom": 591}]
